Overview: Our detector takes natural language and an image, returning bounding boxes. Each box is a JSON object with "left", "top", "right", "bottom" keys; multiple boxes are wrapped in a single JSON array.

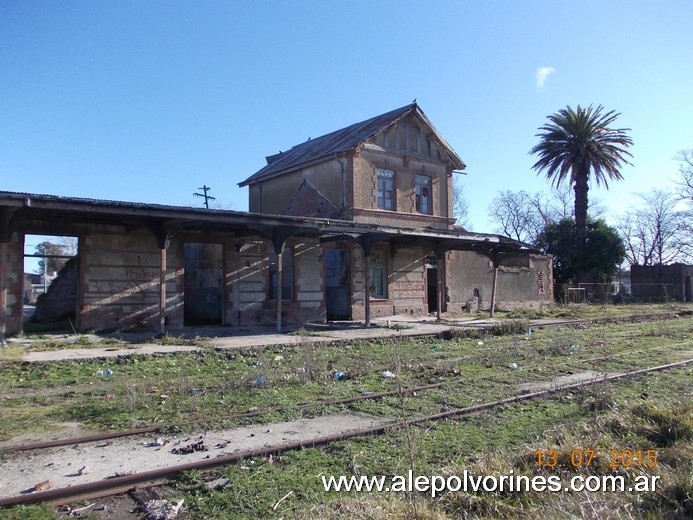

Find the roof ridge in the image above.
[{"left": 239, "top": 103, "right": 419, "bottom": 187}]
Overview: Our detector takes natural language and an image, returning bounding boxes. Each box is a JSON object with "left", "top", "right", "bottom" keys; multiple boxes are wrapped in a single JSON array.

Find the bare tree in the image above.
[
  {"left": 675, "top": 149, "right": 693, "bottom": 202},
  {"left": 452, "top": 175, "right": 469, "bottom": 228},
  {"left": 488, "top": 190, "right": 543, "bottom": 243},
  {"left": 488, "top": 186, "right": 602, "bottom": 244},
  {"left": 527, "top": 184, "right": 573, "bottom": 227},
  {"left": 617, "top": 190, "right": 690, "bottom": 265},
  {"left": 674, "top": 150, "right": 693, "bottom": 256}
]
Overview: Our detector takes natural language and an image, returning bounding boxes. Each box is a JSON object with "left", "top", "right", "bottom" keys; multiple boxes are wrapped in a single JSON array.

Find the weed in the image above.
[
  {"left": 286, "top": 327, "right": 327, "bottom": 337},
  {"left": 631, "top": 400, "right": 693, "bottom": 446},
  {"left": 2, "top": 504, "right": 59, "bottom": 520},
  {"left": 488, "top": 319, "right": 529, "bottom": 336},
  {"left": 0, "top": 344, "right": 25, "bottom": 361}
]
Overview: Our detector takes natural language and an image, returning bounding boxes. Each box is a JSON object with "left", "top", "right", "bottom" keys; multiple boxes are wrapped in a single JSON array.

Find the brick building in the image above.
[
  {"left": 240, "top": 103, "right": 553, "bottom": 321},
  {"left": 0, "top": 104, "right": 552, "bottom": 341}
]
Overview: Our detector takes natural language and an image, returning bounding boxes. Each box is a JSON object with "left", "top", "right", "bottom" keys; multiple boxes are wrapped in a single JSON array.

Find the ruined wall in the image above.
[
  {"left": 226, "top": 239, "right": 266, "bottom": 326},
  {"left": 35, "top": 257, "right": 77, "bottom": 322},
  {"left": 350, "top": 244, "right": 428, "bottom": 320},
  {"left": 446, "top": 251, "right": 552, "bottom": 311},
  {"left": 80, "top": 228, "right": 327, "bottom": 332},
  {"left": 293, "top": 240, "right": 325, "bottom": 322},
  {"left": 80, "top": 227, "right": 163, "bottom": 331},
  {"left": 390, "top": 247, "right": 427, "bottom": 316},
  {"left": 227, "top": 238, "right": 326, "bottom": 327},
  {"left": 1, "top": 234, "right": 23, "bottom": 336}
]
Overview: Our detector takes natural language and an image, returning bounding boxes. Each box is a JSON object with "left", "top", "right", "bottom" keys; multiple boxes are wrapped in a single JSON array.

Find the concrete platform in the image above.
[{"left": 6, "top": 314, "right": 569, "bottom": 363}]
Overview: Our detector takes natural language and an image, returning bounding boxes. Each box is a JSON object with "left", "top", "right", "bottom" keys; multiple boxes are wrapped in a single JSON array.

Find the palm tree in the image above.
[{"left": 530, "top": 105, "right": 633, "bottom": 284}]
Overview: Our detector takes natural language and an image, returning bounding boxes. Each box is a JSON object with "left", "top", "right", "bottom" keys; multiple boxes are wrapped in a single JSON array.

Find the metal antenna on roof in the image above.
[{"left": 193, "top": 185, "right": 216, "bottom": 209}]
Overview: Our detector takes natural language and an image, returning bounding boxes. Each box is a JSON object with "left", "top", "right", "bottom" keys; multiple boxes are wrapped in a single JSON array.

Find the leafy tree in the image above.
[
  {"left": 35, "top": 241, "right": 69, "bottom": 275},
  {"left": 530, "top": 105, "right": 632, "bottom": 283},
  {"left": 537, "top": 218, "right": 625, "bottom": 285}
]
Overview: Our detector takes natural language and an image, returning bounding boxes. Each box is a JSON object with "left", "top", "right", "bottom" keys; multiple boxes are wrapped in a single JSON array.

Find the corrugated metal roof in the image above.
[
  {"left": 239, "top": 103, "right": 465, "bottom": 187},
  {"left": 0, "top": 190, "right": 536, "bottom": 254}
]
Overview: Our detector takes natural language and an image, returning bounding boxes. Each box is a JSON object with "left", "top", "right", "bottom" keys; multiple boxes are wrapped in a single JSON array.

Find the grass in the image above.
[
  {"left": 0, "top": 312, "right": 690, "bottom": 439},
  {"left": 153, "top": 369, "right": 691, "bottom": 520},
  {"left": 1, "top": 303, "right": 691, "bottom": 518}
]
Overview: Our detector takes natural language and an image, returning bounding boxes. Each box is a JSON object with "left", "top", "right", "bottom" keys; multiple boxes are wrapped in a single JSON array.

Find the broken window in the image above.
[
  {"left": 415, "top": 175, "right": 432, "bottom": 214},
  {"left": 269, "top": 246, "right": 294, "bottom": 300},
  {"left": 369, "top": 253, "right": 387, "bottom": 299},
  {"left": 377, "top": 169, "right": 395, "bottom": 211}
]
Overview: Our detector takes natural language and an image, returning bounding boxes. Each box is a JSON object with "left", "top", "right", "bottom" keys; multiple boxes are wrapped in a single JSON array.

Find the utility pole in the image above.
[{"left": 194, "top": 185, "right": 216, "bottom": 209}]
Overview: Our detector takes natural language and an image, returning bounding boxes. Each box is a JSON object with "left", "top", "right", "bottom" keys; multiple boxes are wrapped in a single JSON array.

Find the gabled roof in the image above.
[
  {"left": 282, "top": 179, "right": 341, "bottom": 219},
  {"left": 239, "top": 103, "right": 465, "bottom": 187}
]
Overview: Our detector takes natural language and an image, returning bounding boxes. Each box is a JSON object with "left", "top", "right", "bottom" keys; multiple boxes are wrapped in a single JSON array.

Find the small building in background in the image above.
[{"left": 630, "top": 263, "right": 693, "bottom": 301}]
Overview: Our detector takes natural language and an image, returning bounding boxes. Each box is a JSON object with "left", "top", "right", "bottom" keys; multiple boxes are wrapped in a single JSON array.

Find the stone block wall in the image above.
[
  {"left": 1, "top": 234, "right": 23, "bottom": 336},
  {"left": 80, "top": 227, "right": 163, "bottom": 331}
]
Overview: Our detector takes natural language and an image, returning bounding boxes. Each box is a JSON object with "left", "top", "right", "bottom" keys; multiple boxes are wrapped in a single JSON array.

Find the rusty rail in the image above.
[
  {"left": 1, "top": 382, "right": 445, "bottom": 453},
  {"left": 1, "top": 358, "right": 690, "bottom": 508}
]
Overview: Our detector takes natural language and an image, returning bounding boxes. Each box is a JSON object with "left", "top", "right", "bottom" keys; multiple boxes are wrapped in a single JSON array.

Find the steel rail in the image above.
[
  {"left": 4, "top": 310, "right": 689, "bottom": 454},
  {"left": 1, "top": 382, "right": 445, "bottom": 453},
  {"left": 1, "top": 358, "right": 689, "bottom": 508}
]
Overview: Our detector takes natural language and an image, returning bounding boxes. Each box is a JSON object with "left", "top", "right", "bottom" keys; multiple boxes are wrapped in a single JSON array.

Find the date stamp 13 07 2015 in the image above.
[{"left": 534, "top": 449, "right": 658, "bottom": 469}]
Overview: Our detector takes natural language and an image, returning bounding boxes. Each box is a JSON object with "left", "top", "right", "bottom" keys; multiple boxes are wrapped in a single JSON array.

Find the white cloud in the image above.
[{"left": 535, "top": 66, "right": 555, "bottom": 91}]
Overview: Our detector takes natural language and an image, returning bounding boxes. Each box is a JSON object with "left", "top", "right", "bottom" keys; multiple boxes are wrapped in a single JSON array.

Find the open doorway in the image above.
[
  {"left": 23, "top": 234, "right": 79, "bottom": 332},
  {"left": 325, "top": 249, "right": 350, "bottom": 320},
  {"left": 427, "top": 266, "right": 438, "bottom": 313},
  {"left": 426, "top": 254, "right": 439, "bottom": 313},
  {"left": 184, "top": 243, "right": 224, "bottom": 326}
]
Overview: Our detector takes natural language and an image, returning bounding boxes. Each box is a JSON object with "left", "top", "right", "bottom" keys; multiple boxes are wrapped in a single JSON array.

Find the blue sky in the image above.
[{"left": 2, "top": 0, "right": 692, "bottom": 235}]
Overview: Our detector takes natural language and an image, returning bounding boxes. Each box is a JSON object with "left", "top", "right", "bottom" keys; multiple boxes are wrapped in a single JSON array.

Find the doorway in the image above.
[
  {"left": 22, "top": 234, "right": 78, "bottom": 332},
  {"left": 427, "top": 266, "right": 438, "bottom": 313},
  {"left": 184, "top": 243, "right": 223, "bottom": 326},
  {"left": 325, "top": 249, "right": 350, "bottom": 320}
]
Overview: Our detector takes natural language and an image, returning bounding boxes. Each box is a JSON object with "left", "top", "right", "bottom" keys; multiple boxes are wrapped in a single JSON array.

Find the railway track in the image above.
[
  {"left": 3, "top": 333, "right": 687, "bottom": 455},
  {"left": 1, "top": 358, "right": 690, "bottom": 508}
]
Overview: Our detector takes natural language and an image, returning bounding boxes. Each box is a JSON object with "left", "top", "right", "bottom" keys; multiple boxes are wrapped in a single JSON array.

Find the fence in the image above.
[{"left": 555, "top": 283, "right": 677, "bottom": 304}]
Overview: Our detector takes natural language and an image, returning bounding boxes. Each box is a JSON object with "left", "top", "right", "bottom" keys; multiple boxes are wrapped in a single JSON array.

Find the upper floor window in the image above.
[
  {"left": 377, "top": 169, "right": 395, "bottom": 211},
  {"left": 415, "top": 175, "right": 432, "bottom": 214}
]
